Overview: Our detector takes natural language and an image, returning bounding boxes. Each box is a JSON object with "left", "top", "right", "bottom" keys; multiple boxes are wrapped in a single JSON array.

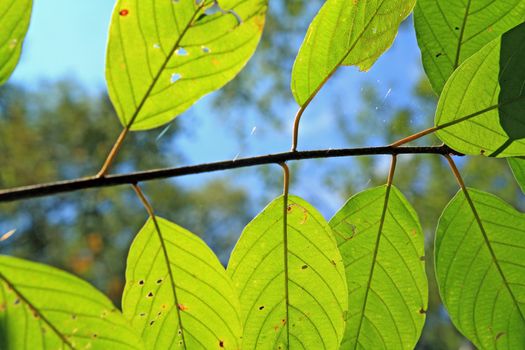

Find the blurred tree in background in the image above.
[{"left": 0, "top": 1, "right": 522, "bottom": 349}]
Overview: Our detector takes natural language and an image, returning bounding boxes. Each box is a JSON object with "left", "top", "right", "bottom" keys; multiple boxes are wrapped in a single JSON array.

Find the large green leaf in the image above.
[
  {"left": 123, "top": 217, "right": 242, "bottom": 350},
  {"left": 0, "top": 255, "right": 143, "bottom": 350},
  {"left": 436, "top": 189, "right": 525, "bottom": 349},
  {"left": 291, "top": 0, "right": 415, "bottom": 106},
  {"left": 414, "top": 0, "right": 525, "bottom": 95},
  {"left": 0, "top": 0, "right": 32, "bottom": 85},
  {"left": 227, "top": 195, "right": 348, "bottom": 350},
  {"left": 106, "top": 0, "right": 267, "bottom": 131},
  {"left": 435, "top": 22, "right": 525, "bottom": 157},
  {"left": 508, "top": 157, "right": 525, "bottom": 194},
  {"left": 329, "top": 185, "right": 427, "bottom": 349}
]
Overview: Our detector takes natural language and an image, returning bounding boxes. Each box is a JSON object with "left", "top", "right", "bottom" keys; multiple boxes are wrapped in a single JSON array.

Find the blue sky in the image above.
[{"left": 10, "top": 1, "right": 428, "bottom": 215}]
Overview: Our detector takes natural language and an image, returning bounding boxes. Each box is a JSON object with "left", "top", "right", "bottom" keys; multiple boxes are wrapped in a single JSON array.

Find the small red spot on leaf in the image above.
[
  {"left": 178, "top": 304, "right": 188, "bottom": 311},
  {"left": 119, "top": 9, "right": 129, "bottom": 16}
]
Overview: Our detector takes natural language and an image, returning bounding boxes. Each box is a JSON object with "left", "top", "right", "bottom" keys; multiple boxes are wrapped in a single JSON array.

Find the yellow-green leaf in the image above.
[
  {"left": 436, "top": 189, "right": 525, "bottom": 349},
  {"left": 414, "top": 0, "right": 525, "bottom": 95},
  {"left": 0, "top": 255, "right": 143, "bottom": 350},
  {"left": 435, "top": 22, "right": 525, "bottom": 157},
  {"left": 291, "top": 0, "right": 415, "bottom": 106},
  {"left": 106, "top": 0, "right": 267, "bottom": 130},
  {"left": 228, "top": 195, "right": 348, "bottom": 350},
  {"left": 330, "top": 185, "right": 427, "bottom": 349},
  {"left": 122, "top": 217, "right": 242, "bottom": 350}
]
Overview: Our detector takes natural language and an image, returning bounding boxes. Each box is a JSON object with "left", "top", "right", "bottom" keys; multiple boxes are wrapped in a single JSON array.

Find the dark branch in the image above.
[{"left": 0, "top": 145, "right": 461, "bottom": 203}]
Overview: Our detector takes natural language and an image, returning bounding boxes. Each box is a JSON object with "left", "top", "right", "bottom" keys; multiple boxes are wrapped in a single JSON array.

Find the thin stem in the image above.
[
  {"left": 291, "top": 106, "right": 306, "bottom": 152},
  {"left": 97, "top": 127, "right": 130, "bottom": 177},
  {"left": 444, "top": 154, "right": 466, "bottom": 189},
  {"left": 131, "top": 184, "right": 155, "bottom": 217},
  {"left": 387, "top": 155, "right": 397, "bottom": 186},
  {"left": 0, "top": 145, "right": 461, "bottom": 203},
  {"left": 278, "top": 162, "right": 290, "bottom": 347},
  {"left": 390, "top": 126, "right": 437, "bottom": 147}
]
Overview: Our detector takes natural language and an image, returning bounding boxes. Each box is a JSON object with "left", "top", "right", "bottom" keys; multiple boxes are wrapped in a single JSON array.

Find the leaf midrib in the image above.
[
  {"left": 150, "top": 216, "right": 188, "bottom": 349},
  {"left": 453, "top": 0, "right": 472, "bottom": 69},
  {"left": 353, "top": 184, "right": 395, "bottom": 350},
  {"left": 125, "top": 2, "right": 206, "bottom": 129},
  {"left": 462, "top": 189, "right": 525, "bottom": 326}
]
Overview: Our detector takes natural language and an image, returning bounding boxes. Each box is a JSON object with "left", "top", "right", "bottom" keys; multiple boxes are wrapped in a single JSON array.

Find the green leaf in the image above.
[
  {"left": 227, "top": 195, "right": 348, "bottom": 350},
  {"left": 122, "top": 217, "right": 242, "bottom": 350},
  {"left": 291, "top": 0, "right": 415, "bottom": 106},
  {"left": 0, "top": 0, "right": 32, "bottom": 85},
  {"left": 106, "top": 0, "right": 267, "bottom": 131},
  {"left": 436, "top": 188, "right": 525, "bottom": 349},
  {"left": 414, "top": 0, "right": 525, "bottom": 95},
  {"left": 508, "top": 157, "right": 525, "bottom": 194},
  {"left": 0, "top": 255, "right": 143, "bottom": 350},
  {"left": 329, "top": 185, "right": 427, "bottom": 349},
  {"left": 435, "top": 22, "right": 525, "bottom": 158}
]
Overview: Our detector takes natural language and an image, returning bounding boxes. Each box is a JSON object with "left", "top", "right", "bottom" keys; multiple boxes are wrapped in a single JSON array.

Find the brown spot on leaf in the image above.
[
  {"left": 301, "top": 265, "right": 308, "bottom": 270},
  {"left": 178, "top": 304, "right": 188, "bottom": 311},
  {"left": 419, "top": 308, "right": 426, "bottom": 314},
  {"left": 147, "top": 292, "right": 154, "bottom": 298},
  {"left": 219, "top": 340, "right": 225, "bottom": 348},
  {"left": 259, "top": 306, "right": 265, "bottom": 310},
  {"left": 496, "top": 332, "right": 505, "bottom": 341}
]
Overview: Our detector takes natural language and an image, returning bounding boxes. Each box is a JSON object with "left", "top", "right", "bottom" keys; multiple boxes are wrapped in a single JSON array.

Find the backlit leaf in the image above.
[
  {"left": 414, "top": 0, "right": 525, "bottom": 95},
  {"left": 435, "top": 22, "right": 525, "bottom": 157},
  {"left": 0, "top": 0, "right": 32, "bottom": 85},
  {"left": 122, "top": 217, "right": 242, "bottom": 350},
  {"left": 291, "top": 0, "right": 415, "bottom": 106},
  {"left": 508, "top": 157, "right": 525, "bottom": 194},
  {"left": 330, "top": 185, "right": 427, "bottom": 349},
  {"left": 228, "top": 195, "right": 348, "bottom": 350},
  {"left": 436, "top": 189, "right": 525, "bottom": 349},
  {"left": 106, "top": 0, "right": 268, "bottom": 130},
  {"left": 0, "top": 255, "right": 143, "bottom": 350}
]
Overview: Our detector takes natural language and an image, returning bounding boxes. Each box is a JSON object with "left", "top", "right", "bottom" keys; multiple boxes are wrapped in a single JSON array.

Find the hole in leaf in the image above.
[
  {"left": 171, "top": 73, "right": 182, "bottom": 84},
  {"left": 201, "top": 46, "right": 211, "bottom": 53},
  {"left": 176, "top": 47, "right": 188, "bottom": 56},
  {"left": 153, "top": 43, "right": 161, "bottom": 49},
  {"left": 150, "top": 320, "right": 155, "bottom": 326},
  {"left": 435, "top": 53, "right": 442, "bottom": 58},
  {"left": 147, "top": 292, "right": 154, "bottom": 298},
  {"left": 156, "top": 279, "right": 163, "bottom": 284},
  {"left": 138, "top": 280, "right": 145, "bottom": 285},
  {"left": 13, "top": 298, "right": 20, "bottom": 305}
]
